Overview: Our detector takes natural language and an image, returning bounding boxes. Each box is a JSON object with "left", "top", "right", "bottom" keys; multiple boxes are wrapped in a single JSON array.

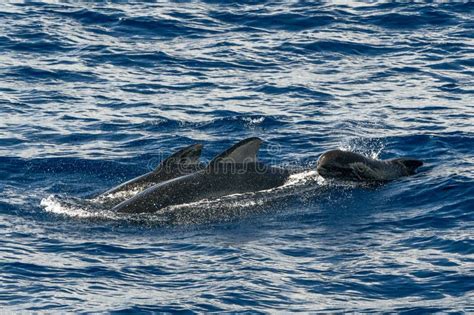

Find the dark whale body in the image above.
[
  {"left": 317, "top": 149, "right": 423, "bottom": 182},
  {"left": 113, "top": 163, "right": 290, "bottom": 214},
  {"left": 112, "top": 137, "right": 291, "bottom": 214}
]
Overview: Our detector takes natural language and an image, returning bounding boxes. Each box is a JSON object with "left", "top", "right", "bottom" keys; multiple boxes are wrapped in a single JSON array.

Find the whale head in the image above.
[
  {"left": 317, "top": 150, "right": 371, "bottom": 181},
  {"left": 316, "top": 149, "right": 423, "bottom": 181},
  {"left": 390, "top": 158, "right": 424, "bottom": 176}
]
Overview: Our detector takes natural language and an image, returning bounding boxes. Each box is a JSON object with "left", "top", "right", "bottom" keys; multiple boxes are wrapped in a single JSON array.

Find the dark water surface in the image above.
[{"left": 1, "top": 1, "right": 473, "bottom": 312}]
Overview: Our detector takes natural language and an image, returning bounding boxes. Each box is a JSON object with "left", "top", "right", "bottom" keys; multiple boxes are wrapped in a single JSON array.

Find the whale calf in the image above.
[
  {"left": 112, "top": 137, "right": 290, "bottom": 214},
  {"left": 97, "top": 143, "right": 204, "bottom": 203},
  {"left": 316, "top": 149, "right": 423, "bottom": 182}
]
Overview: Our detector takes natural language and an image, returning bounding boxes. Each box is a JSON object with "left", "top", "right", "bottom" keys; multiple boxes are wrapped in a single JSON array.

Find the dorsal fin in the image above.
[
  {"left": 209, "top": 137, "right": 262, "bottom": 165},
  {"left": 155, "top": 143, "right": 203, "bottom": 171}
]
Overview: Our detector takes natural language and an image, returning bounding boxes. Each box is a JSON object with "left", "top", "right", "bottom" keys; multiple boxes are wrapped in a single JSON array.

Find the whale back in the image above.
[{"left": 112, "top": 163, "right": 290, "bottom": 214}]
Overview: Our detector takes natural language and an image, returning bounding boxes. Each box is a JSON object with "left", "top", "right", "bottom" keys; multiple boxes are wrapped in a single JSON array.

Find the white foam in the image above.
[
  {"left": 339, "top": 138, "right": 385, "bottom": 160},
  {"left": 284, "top": 170, "right": 322, "bottom": 186},
  {"left": 40, "top": 195, "right": 116, "bottom": 220},
  {"left": 243, "top": 116, "right": 265, "bottom": 126}
]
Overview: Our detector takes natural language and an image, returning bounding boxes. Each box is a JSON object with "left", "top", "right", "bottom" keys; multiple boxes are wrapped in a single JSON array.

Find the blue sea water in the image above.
[{"left": 1, "top": 1, "right": 473, "bottom": 312}]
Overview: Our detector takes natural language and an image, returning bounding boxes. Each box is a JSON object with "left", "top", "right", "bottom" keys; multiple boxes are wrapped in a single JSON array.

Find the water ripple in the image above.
[{"left": 0, "top": 1, "right": 473, "bottom": 312}]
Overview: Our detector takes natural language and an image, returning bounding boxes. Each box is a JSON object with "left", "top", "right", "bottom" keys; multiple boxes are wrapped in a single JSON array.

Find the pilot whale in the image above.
[
  {"left": 112, "top": 137, "right": 291, "bottom": 214},
  {"left": 96, "top": 143, "right": 204, "bottom": 203},
  {"left": 316, "top": 149, "right": 423, "bottom": 182}
]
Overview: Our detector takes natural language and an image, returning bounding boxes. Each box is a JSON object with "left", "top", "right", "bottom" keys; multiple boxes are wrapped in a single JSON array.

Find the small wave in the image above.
[
  {"left": 363, "top": 10, "right": 456, "bottom": 29},
  {"left": 255, "top": 84, "right": 333, "bottom": 99},
  {"left": 209, "top": 11, "right": 335, "bottom": 31},
  {"left": 8, "top": 40, "right": 73, "bottom": 53},
  {"left": 120, "top": 82, "right": 218, "bottom": 94},
  {"left": 278, "top": 40, "right": 400, "bottom": 56},
  {"left": 53, "top": 8, "right": 123, "bottom": 25},
  {"left": 5, "top": 66, "right": 99, "bottom": 83},
  {"left": 197, "top": 115, "right": 286, "bottom": 132},
  {"left": 116, "top": 16, "right": 220, "bottom": 38},
  {"left": 41, "top": 195, "right": 109, "bottom": 219}
]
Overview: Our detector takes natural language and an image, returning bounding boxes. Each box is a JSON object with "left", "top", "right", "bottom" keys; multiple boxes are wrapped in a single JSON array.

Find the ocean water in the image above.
[{"left": 1, "top": 1, "right": 473, "bottom": 312}]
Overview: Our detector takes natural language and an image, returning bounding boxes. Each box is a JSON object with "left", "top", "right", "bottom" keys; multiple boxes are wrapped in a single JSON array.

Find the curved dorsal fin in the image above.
[
  {"left": 209, "top": 137, "right": 262, "bottom": 165},
  {"left": 155, "top": 143, "right": 203, "bottom": 171}
]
